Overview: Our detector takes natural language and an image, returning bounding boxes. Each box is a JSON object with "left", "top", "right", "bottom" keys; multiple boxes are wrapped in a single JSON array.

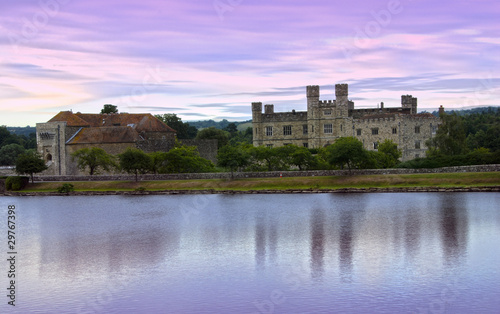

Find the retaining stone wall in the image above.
[{"left": 32, "top": 164, "right": 500, "bottom": 182}]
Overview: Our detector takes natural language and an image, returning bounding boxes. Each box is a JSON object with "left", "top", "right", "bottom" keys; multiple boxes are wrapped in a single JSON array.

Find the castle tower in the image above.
[
  {"left": 335, "top": 84, "right": 349, "bottom": 117},
  {"left": 402, "top": 95, "right": 417, "bottom": 114},
  {"left": 36, "top": 121, "right": 67, "bottom": 175},
  {"left": 306, "top": 85, "right": 320, "bottom": 148},
  {"left": 252, "top": 102, "right": 263, "bottom": 145}
]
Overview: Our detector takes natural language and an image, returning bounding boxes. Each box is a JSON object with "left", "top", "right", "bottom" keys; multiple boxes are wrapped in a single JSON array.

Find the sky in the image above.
[{"left": 0, "top": 0, "right": 499, "bottom": 127}]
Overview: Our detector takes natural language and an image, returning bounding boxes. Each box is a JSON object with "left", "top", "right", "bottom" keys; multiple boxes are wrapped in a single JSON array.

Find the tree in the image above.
[
  {"left": 0, "top": 144, "right": 25, "bottom": 166},
  {"left": 217, "top": 145, "right": 250, "bottom": 178},
  {"left": 250, "top": 146, "right": 281, "bottom": 171},
  {"left": 326, "top": 137, "right": 367, "bottom": 172},
  {"left": 101, "top": 104, "right": 118, "bottom": 114},
  {"left": 196, "top": 127, "right": 229, "bottom": 148},
  {"left": 149, "top": 151, "right": 167, "bottom": 174},
  {"left": 15, "top": 150, "right": 48, "bottom": 183},
  {"left": 290, "top": 146, "right": 316, "bottom": 170},
  {"left": 118, "top": 148, "right": 152, "bottom": 181},
  {"left": 71, "top": 147, "right": 116, "bottom": 175},
  {"left": 426, "top": 112, "right": 467, "bottom": 156},
  {"left": 161, "top": 145, "right": 215, "bottom": 173},
  {"left": 377, "top": 139, "right": 402, "bottom": 168},
  {"left": 223, "top": 123, "right": 238, "bottom": 135},
  {"left": 155, "top": 113, "right": 197, "bottom": 139}
]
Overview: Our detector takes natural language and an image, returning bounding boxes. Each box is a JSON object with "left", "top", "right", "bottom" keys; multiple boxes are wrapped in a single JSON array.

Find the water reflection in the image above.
[
  {"left": 439, "top": 194, "right": 468, "bottom": 265},
  {"left": 255, "top": 214, "right": 266, "bottom": 269},
  {"left": 310, "top": 208, "right": 325, "bottom": 280},
  {"left": 339, "top": 209, "right": 354, "bottom": 282},
  {"left": 38, "top": 204, "right": 180, "bottom": 277},
  {"left": 6, "top": 193, "right": 499, "bottom": 314},
  {"left": 404, "top": 209, "right": 421, "bottom": 261}
]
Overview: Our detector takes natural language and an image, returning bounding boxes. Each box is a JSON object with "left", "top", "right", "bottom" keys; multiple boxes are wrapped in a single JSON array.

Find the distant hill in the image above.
[
  {"left": 187, "top": 119, "right": 252, "bottom": 130},
  {"left": 428, "top": 106, "right": 500, "bottom": 117},
  {"left": 7, "top": 126, "right": 36, "bottom": 137}
]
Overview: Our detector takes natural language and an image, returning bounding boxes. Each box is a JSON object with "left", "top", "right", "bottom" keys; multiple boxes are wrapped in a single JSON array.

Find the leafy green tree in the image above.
[
  {"left": 249, "top": 146, "right": 281, "bottom": 171},
  {"left": 196, "top": 127, "right": 229, "bottom": 148},
  {"left": 377, "top": 139, "right": 401, "bottom": 168},
  {"left": 101, "top": 104, "right": 118, "bottom": 114},
  {"left": 228, "top": 127, "right": 253, "bottom": 146},
  {"left": 326, "top": 137, "right": 367, "bottom": 172},
  {"left": 217, "top": 145, "right": 250, "bottom": 178},
  {"left": 290, "top": 145, "right": 316, "bottom": 170},
  {"left": 71, "top": 147, "right": 116, "bottom": 175},
  {"left": 223, "top": 123, "right": 238, "bottom": 135},
  {"left": 118, "top": 148, "right": 152, "bottom": 181},
  {"left": 161, "top": 145, "right": 215, "bottom": 173},
  {"left": 15, "top": 150, "right": 48, "bottom": 183},
  {"left": 149, "top": 151, "right": 167, "bottom": 174},
  {"left": 0, "top": 144, "right": 25, "bottom": 166},
  {"left": 155, "top": 113, "right": 198, "bottom": 139},
  {"left": 426, "top": 112, "right": 467, "bottom": 156}
]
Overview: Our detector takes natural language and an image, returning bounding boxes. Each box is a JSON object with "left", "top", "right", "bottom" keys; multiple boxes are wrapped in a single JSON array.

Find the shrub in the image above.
[
  {"left": 5, "top": 176, "right": 29, "bottom": 191},
  {"left": 57, "top": 183, "right": 75, "bottom": 193}
]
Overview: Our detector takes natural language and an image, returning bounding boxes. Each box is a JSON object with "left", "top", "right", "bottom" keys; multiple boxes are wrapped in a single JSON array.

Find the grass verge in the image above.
[{"left": 19, "top": 172, "right": 500, "bottom": 193}]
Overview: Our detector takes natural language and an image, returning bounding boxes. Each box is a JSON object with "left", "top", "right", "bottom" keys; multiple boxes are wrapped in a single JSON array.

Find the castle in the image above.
[
  {"left": 36, "top": 111, "right": 177, "bottom": 175},
  {"left": 252, "top": 84, "right": 441, "bottom": 161}
]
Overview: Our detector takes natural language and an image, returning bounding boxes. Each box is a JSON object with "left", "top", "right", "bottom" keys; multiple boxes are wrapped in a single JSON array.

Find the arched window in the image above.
[{"left": 46, "top": 154, "right": 52, "bottom": 162}]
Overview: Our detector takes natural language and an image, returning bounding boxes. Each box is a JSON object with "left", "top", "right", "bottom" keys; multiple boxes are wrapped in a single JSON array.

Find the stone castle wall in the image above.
[
  {"left": 252, "top": 84, "right": 440, "bottom": 161},
  {"left": 180, "top": 139, "right": 219, "bottom": 163}
]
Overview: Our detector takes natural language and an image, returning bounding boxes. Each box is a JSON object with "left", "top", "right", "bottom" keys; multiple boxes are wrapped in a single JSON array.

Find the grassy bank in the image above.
[{"left": 20, "top": 172, "right": 500, "bottom": 192}]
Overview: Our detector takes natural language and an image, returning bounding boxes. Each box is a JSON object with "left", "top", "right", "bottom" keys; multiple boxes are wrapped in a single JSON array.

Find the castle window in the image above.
[
  {"left": 415, "top": 126, "right": 420, "bottom": 134},
  {"left": 324, "top": 110, "right": 332, "bottom": 115},
  {"left": 46, "top": 154, "right": 52, "bottom": 162},
  {"left": 266, "top": 144, "right": 273, "bottom": 148},
  {"left": 372, "top": 128, "right": 379, "bottom": 135},
  {"left": 303, "top": 143, "right": 308, "bottom": 148},
  {"left": 283, "top": 125, "right": 292, "bottom": 136},
  {"left": 392, "top": 127, "right": 397, "bottom": 134},
  {"left": 373, "top": 142, "right": 379, "bottom": 150},
  {"left": 415, "top": 141, "right": 421, "bottom": 149},
  {"left": 266, "top": 126, "right": 273, "bottom": 136},
  {"left": 303, "top": 124, "right": 308, "bottom": 135},
  {"left": 324, "top": 124, "right": 333, "bottom": 134},
  {"left": 356, "top": 129, "right": 362, "bottom": 136},
  {"left": 340, "top": 125, "right": 343, "bottom": 132}
]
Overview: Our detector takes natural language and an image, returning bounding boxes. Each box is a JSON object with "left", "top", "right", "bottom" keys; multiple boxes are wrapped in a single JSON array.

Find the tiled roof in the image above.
[
  {"left": 47, "top": 111, "right": 176, "bottom": 133},
  {"left": 74, "top": 113, "right": 176, "bottom": 133},
  {"left": 67, "top": 127, "right": 140, "bottom": 144},
  {"left": 48, "top": 111, "right": 90, "bottom": 127}
]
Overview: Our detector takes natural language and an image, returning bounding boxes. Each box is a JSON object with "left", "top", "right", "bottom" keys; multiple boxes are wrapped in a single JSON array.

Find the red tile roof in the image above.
[
  {"left": 48, "top": 111, "right": 176, "bottom": 133},
  {"left": 67, "top": 127, "right": 140, "bottom": 144},
  {"left": 48, "top": 111, "right": 90, "bottom": 127}
]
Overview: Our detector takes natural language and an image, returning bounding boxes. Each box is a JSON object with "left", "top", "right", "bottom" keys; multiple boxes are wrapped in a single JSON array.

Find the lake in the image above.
[{"left": 1, "top": 193, "right": 499, "bottom": 313}]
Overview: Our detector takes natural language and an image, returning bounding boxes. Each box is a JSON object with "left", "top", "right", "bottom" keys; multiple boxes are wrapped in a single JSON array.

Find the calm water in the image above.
[{"left": 1, "top": 193, "right": 499, "bottom": 313}]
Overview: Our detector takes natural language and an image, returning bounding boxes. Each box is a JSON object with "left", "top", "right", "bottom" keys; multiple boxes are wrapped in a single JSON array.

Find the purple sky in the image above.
[{"left": 1, "top": 0, "right": 499, "bottom": 126}]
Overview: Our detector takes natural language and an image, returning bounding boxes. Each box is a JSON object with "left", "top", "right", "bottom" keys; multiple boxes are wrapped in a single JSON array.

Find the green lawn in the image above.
[{"left": 19, "top": 172, "right": 500, "bottom": 192}]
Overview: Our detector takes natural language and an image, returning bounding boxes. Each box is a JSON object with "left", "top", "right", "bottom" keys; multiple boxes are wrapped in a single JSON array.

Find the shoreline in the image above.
[{"left": 3, "top": 186, "right": 500, "bottom": 196}]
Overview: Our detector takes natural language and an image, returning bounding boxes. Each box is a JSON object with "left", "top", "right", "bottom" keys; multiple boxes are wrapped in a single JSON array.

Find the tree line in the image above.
[{"left": 0, "top": 126, "right": 37, "bottom": 166}]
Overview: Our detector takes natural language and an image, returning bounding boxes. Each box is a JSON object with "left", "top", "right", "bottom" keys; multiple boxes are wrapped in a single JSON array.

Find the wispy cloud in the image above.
[{"left": 0, "top": 0, "right": 499, "bottom": 125}]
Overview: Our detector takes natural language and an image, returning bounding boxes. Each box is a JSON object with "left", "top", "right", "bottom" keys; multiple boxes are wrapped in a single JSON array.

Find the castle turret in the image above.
[
  {"left": 335, "top": 84, "right": 349, "bottom": 117},
  {"left": 306, "top": 85, "right": 320, "bottom": 148},
  {"left": 402, "top": 95, "right": 417, "bottom": 114},
  {"left": 252, "top": 102, "right": 263, "bottom": 145}
]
